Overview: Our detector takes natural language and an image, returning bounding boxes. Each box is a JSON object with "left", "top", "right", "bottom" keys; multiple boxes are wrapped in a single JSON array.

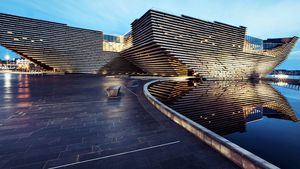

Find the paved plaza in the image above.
[{"left": 0, "top": 74, "right": 238, "bottom": 169}]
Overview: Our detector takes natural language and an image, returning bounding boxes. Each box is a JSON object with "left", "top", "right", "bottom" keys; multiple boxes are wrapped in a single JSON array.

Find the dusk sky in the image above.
[{"left": 0, "top": 0, "right": 299, "bottom": 69}]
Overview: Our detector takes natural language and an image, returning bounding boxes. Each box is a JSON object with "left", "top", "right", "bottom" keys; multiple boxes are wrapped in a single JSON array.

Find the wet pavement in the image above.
[{"left": 0, "top": 74, "right": 238, "bottom": 169}]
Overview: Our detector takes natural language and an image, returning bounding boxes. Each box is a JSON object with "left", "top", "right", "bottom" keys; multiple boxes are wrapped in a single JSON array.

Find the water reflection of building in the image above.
[
  {"left": 3, "top": 73, "right": 12, "bottom": 101},
  {"left": 16, "top": 74, "right": 32, "bottom": 108},
  {"left": 149, "top": 80, "right": 298, "bottom": 135}
]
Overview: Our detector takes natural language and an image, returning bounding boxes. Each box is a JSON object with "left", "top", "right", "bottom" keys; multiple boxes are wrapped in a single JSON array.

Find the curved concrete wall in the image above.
[{"left": 144, "top": 80, "right": 279, "bottom": 169}]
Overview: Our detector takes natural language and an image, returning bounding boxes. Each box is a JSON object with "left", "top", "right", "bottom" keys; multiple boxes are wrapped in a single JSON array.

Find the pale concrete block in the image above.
[
  {"left": 230, "top": 151, "right": 243, "bottom": 167},
  {"left": 204, "top": 135, "right": 212, "bottom": 146},
  {"left": 220, "top": 145, "right": 231, "bottom": 159},
  {"left": 242, "top": 158, "right": 256, "bottom": 169},
  {"left": 212, "top": 139, "right": 221, "bottom": 151}
]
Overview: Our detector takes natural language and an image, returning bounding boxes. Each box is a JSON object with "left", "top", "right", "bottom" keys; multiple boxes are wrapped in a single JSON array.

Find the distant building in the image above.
[
  {"left": 0, "top": 59, "right": 17, "bottom": 70},
  {"left": 15, "top": 58, "right": 31, "bottom": 71}
]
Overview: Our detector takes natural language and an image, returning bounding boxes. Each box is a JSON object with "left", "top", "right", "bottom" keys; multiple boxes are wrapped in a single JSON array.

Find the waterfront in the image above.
[
  {"left": 226, "top": 83, "right": 300, "bottom": 169},
  {"left": 149, "top": 80, "right": 300, "bottom": 169},
  {"left": 0, "top": 74, "right": 238, "bottom": 169}
]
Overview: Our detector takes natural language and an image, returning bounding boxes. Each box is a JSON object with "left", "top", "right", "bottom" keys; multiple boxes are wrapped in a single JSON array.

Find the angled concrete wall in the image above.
[
  {"left": 1, "top": 10, "right": 297, "bottom": 77},
  {"left": 121, "top": 10, "right": 298, "bottom": 79},
  {"left": 0, "top": 13, "right": 116, "bottom": 73}
]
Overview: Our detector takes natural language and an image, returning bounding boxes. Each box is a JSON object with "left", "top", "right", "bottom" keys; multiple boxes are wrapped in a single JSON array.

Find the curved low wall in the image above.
[{"left": 144, "top": 80, "right": 279, "bottom": 169}]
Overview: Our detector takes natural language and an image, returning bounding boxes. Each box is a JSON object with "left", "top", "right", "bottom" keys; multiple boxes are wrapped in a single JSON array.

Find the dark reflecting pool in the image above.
[{"left": 149, "top": 80, "right": 300, "bottom": 169}]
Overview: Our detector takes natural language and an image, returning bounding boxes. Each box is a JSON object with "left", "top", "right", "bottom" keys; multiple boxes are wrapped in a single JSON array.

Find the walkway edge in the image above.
[{"left": 143, "top": 80, "right": 279, "bottom": 169}]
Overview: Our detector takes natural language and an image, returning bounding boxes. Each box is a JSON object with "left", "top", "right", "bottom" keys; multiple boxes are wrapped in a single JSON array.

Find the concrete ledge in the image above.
[{"left": 143, "top": 80, "right": 279, "bottom": 169}]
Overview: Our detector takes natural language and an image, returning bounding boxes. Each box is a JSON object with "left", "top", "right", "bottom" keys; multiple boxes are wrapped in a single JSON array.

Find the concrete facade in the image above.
[
  {"left": 0, "top": 10, "right": 298, "bottom": 79},
  {"left": 0, "top": 13, "right": 117, "bottom": 73},
  {"left": 121, "top": 10, "right": 298, "bottom": 79}
]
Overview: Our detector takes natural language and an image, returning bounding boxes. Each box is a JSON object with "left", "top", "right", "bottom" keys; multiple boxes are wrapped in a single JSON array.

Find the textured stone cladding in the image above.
[
  {"left": 121, "top": 10, "right": 298, "bottom": 79},
  {"left": 0, "top": 13, "right": 118, "bottom": 73}
]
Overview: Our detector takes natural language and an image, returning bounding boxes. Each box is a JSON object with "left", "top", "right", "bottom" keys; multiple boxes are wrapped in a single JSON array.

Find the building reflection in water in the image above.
[
  {"left": 16, "top": 74, "right": 32, "bottom": 108},
  {"left": 3, "top": 73, "right": 12, "bottom": 100},
  {"left": 1, "top": 74, "right": 32, "bottom": 107},
  {"left": 149, "top": 80, "right": 298, "bottom": 136}
]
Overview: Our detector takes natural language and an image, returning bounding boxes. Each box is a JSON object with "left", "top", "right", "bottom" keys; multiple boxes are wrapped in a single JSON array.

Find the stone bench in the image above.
[{"left": 106, "top": 86, "right": 121, "bottom": 97}]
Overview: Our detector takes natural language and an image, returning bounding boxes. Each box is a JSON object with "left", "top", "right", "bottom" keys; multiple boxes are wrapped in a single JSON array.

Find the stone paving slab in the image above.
[{"left": 0, "top": 74, "right": 239, "bottom": 169}]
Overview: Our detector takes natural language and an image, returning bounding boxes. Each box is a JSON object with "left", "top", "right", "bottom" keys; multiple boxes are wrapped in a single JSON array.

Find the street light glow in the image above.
[{"left": 4, "top": 54, "right": 10, "bottom": 61}]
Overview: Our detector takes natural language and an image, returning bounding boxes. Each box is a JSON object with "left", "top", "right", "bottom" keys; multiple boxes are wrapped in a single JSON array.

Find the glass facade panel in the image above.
[
  {"left": 103, "top": 34, "right": 132, "bottom": 52},
  {"left": 262, "top": 38, "right": 290, "bottom": 49},
  {"left": 103, "top": 34, "right": 121, "bottom": 43},
  {"left": 244, "top": 35, "right": 263, "bottom": 51},
  {"left": 263, "top": 43, "right": 280, "bottom": 49},
  {"left": 243, "top": 35, "right": 293, "bottom": 57}
]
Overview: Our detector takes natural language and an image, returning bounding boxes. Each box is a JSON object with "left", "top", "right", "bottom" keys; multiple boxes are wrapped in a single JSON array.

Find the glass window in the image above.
[
  {"left": 246, "top": 35, "right": 263, "bottom": 50},
  {"left": 244, "top": 35, "right": 263, "bottom": 51},
  {"left": 103, "top": 34, "right": 121, "bottom": 43}
]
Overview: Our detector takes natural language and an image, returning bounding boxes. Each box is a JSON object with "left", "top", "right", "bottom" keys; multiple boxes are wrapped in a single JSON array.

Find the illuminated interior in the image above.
[{"left": 103, "top": 33, "right": 133, "bottom": 52}]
